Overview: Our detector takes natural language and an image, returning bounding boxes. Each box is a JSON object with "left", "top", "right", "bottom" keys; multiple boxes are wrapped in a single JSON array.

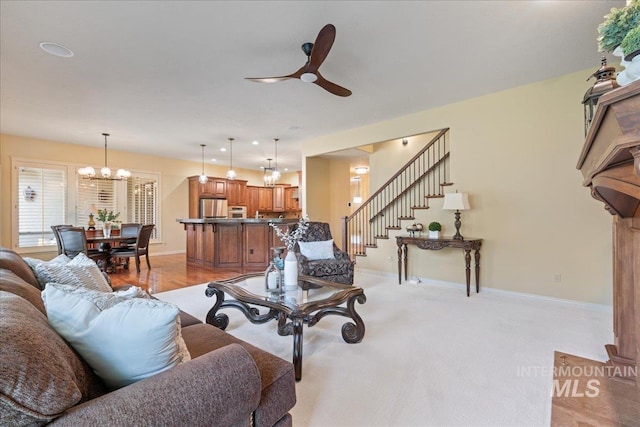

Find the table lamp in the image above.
[{"left": 442, "top": 192, "right": 470, "bottom": 240}]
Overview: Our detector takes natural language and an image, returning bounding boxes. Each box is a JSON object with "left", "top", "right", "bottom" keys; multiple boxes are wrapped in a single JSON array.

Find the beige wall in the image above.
[
  {"left": 0, "top": 134, "right": 298, "bottom": 258},
  {"left": 302, "top": 69, "right": 613, "bottom": 305}
]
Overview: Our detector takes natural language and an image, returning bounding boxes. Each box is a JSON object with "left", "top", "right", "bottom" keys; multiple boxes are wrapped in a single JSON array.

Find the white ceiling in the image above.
[{"left": 0, "top": 1, "right": 623, "bottom": 172}]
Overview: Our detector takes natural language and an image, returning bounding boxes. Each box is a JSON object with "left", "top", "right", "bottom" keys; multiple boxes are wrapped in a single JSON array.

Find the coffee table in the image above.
[{"left": 205, "top": 273, "right": 367, "bottom": 381}]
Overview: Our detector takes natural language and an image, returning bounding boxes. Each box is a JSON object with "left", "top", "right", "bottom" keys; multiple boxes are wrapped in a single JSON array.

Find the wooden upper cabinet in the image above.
[
  {"left": 285, "top": 187, "right": 300, "bottom": 211},
  {"left": 272, "top": 185, "right": 285, "bottom": 212},
  {"left": 258, "top": 187, "right": 273, "bottom": 211},
  {"left": 246, "top": 186, "right": 260, "bottom": 217},
  {"left": 203, "top": 178, "right": 227, "bottom": 198},
  {"left": 227, "top": 180, "right": 247, "bottom": 206}
]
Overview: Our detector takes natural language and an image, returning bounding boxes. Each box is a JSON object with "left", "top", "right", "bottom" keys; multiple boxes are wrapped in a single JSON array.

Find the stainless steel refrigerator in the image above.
[{"left": 200, "top": 198, "right": 228, "bottom": 218}]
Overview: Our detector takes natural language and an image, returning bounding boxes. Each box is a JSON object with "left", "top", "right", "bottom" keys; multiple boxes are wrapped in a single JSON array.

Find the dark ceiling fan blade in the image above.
[
  {"left": 245, "top": 66, "right": 305, "bottom": 83},
  {"left": 314, "top": 71, "right": 352, "bottom": 97},
  {"left": 307, "top": 24, "right": 336, "bottom": 72}
]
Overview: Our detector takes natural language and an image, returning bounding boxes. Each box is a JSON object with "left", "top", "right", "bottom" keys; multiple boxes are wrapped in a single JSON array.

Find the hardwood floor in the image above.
[{"left": 108, "top": 253, "right": 242, "bottom": 294}]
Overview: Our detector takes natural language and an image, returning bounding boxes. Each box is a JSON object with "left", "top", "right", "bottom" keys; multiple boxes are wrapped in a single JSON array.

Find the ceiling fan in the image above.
[{"left": 245, "top": 24, "right": 352, "bottom": 97}]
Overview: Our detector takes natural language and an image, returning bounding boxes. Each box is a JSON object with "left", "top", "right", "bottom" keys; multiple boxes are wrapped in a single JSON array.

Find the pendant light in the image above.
[
  {"left": 226, "top": 138, "right": 236, "bottom": 180},
  {"left": 78, "top": 133, "right": 131, "bottom": 180},
  {"left": 263, "top": 158, "right": 276, "bottom": 187},
  {"left": 198, "top": 144, "right": 208, "bottom": 184},
  {"left": 272, "top": 138, "right": 281, "bottom": 181}
]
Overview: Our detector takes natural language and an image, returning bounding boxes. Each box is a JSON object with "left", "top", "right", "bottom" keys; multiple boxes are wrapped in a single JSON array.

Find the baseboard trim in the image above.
[{"left": 354, "top": 267, "right": 612, "bottom": 313}]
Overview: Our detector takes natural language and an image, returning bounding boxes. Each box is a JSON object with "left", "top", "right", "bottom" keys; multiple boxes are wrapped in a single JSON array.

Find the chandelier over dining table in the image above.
[{"left": 78, "top": 133, "right": 131, "bottom": 180}]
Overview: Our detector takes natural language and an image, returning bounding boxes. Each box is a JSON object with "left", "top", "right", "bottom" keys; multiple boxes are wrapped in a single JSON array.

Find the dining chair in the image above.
[
  {"left": 112, "top": 224, "right": 154, "bottom": 273},
  {"left": 51, "top": 224, "right": 73, "bottom": 255},
  {"left": 52, "top": 226, "right": 111, "bottom": 270},
  {"left": 117, "top": 223, "right": 141, "bottom": 248}
]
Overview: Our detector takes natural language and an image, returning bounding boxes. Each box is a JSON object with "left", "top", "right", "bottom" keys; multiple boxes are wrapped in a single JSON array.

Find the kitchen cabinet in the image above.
[
  {"left": 188, "top": 176, "right": 228, "bottom": 218},
  {"left": 205, "top": 178, "right": 227, "bottom": 198},
  {"left": 285, "top": 187, "right": 300, "bottom": 211},
  {"left": 258, "top": 187, "right": 273, "bottom": 211},
  {"left": 247, "top": 186, "right": 260, "bottom": 217},
  {"left": 215, "top": 223, "right": 242, "bottom": 268},
  {"left": 180, "top": 219, "right": 298, "bottom": 272},
  {"left": 227, "top": 180, "right": 247, "bottom": 206},
  {"left": 272, "top": 185, "right": 285, "bottom": 212},
  {"left": 243, "top": 223, "right": 271, "bottom": 269}
]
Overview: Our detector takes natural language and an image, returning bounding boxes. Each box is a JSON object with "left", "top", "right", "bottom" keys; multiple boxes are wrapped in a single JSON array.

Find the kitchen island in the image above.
[{"left": 178, "top": 218, "right": 298, "bottom": 272}]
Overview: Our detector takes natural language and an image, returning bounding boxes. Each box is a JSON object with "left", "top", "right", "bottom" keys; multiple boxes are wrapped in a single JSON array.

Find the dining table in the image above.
[{"left": 85, "top": 235, "right": 137, "bottom": 272}]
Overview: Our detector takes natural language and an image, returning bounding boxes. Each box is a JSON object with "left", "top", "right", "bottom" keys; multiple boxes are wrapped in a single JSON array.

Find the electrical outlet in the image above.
[{"left": 554, "top": 274, "right": 562, "bottom": 283}]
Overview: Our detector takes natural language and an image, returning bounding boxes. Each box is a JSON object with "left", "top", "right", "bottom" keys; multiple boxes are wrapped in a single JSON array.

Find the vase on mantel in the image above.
[
  {"left": 614, "top": 46, "right": 640, "bottom": 86},
  {"left": 283, "top": 251, "right": 298, "bottom": 290}
]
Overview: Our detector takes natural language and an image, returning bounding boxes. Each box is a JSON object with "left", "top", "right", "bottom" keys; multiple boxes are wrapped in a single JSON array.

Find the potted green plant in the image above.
[
  {"left": 597, "top": 0, "right": 640, "bottom": 54},
  {"left": 620, "top": 26, "right": 640, "bottom": 60},
  {"left": 96, "top": 209, "right": 120, "bottom": 237},
  {"left": 428, "top": 221, "right": 441, "bottom": 239}
]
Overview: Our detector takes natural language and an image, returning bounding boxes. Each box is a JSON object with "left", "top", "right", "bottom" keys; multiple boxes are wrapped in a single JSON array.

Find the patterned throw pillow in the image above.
[
  {"left": 24, "top": 254, "right": 71, "bottom": 289},
  {"left": 298, "top": 239, "right": 335, "bottom": 260},
  {"left": 41, "top": 283, "right": 191, "bottom": 390},
  {"left": 34, "top": 253, "right": 111, "bottom": 293}
]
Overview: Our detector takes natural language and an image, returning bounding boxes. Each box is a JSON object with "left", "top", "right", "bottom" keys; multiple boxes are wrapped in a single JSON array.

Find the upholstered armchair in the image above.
[{"left": 292, "top": 221, "right": 355, "bottom": 285}]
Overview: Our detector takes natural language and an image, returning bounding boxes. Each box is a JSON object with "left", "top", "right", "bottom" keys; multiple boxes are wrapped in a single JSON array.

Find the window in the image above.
[
  {"left": 76, "top": 172, "right": 161, "bottom": 242},
  {"left": 127, "top": 174, "right": 160, "bottom": 240},
  {"left": 13, "top": 158, "right": 161, "bottom": 251},
  {"left": 15, "top": 162, "right": 67, "bottom": 248}
]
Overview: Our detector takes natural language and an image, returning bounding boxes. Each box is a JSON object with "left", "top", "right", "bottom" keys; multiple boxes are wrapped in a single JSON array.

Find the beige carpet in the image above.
[{"left": 155, "top": 269, "right": 612, "bottom": 427}]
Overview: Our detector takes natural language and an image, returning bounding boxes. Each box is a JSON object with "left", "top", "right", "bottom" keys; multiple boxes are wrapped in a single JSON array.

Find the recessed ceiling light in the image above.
[
  {"left": 252, "top": 140, "right": 259, "bottom": 145},
  {"left": 210, "top": 159, "right": 217, "bottom": 162},
  {"left": 39, "top": 42, "right": 74, "bottom": 58},
  {"left": 220, "top": 147, "right": 226, "bottom": 152}
]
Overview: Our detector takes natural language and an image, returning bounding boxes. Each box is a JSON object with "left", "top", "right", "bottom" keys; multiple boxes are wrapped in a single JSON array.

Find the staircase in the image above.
[{"left": 341, "top": 128, "right": 451, "bottom": 258}]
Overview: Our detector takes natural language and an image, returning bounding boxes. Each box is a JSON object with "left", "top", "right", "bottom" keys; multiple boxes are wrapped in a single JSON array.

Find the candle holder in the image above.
[{"left": 264, "top": 246, "right": 286, "bottom": 292}]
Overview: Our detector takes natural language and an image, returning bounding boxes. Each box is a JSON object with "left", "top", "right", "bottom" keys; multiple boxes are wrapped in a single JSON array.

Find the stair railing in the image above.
[{"left": 342, "top": 128, "right": 450, "bottom": 258}]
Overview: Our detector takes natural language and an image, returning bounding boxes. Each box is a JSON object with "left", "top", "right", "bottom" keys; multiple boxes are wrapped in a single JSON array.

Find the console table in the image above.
[{"left": 395, "top": 236, "right": 482, "bottom": 297}]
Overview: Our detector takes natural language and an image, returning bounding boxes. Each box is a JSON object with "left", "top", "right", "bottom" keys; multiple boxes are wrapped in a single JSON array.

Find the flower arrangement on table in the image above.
[
  {"left": 269, "top": 216, "right": 309, "bottom": 252},
  {"left": 96, "top": 209, "right": 121, "bottom": 228},
  {"left": 96, "top": 209, "right": 120, "bottom": 222}
]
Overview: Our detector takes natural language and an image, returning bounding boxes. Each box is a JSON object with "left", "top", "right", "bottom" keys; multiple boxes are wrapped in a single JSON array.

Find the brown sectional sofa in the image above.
[{"left": 0, "top": 247, "right": 296, "bottom": 426}]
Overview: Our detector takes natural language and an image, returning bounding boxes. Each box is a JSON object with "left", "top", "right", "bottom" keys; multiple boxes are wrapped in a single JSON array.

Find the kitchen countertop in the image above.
[{"left": 177, "top": 218, "right": 299, "bottom": 224}]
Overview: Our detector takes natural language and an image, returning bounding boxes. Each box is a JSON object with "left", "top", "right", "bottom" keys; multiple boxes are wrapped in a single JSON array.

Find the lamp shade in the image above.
[
  {"left": 442, "top": 193, "right": 470, "bottom": 211},
  {"left": 83, "top": 204, "right": 98, "bottom": 215}
]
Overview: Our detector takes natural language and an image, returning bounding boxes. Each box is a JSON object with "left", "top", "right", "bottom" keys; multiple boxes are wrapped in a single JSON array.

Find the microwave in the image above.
[{"left": 228, "top": 206, "right": 247, "bottom": 219}]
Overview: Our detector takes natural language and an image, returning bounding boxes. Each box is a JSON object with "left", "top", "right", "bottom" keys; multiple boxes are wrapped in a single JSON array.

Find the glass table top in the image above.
[{"left": 208, "top": 273, "right": 357, "bottom": 311}]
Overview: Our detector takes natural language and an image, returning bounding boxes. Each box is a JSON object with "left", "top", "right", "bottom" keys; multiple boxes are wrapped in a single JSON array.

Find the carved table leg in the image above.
[
  {"left": 204, "top": 288, "right": 229, "bottom": 330},
  {"left": 403, "top": 243, "right": 408, "bottom": 283},
  {"left": 475, "top": 249, "right": 481, "bottom": 294},
  {"left": 292, "top": 318, "right": 304, "bottom": 381},
  {"left": 341, "top": 293, "right": 367, "bottom": 343},
  {"left": 464, "top": 249, "right": 471, "bottom": 297},
  {"left": 397, "top": 243, "right": 403, "bottom": 284}
]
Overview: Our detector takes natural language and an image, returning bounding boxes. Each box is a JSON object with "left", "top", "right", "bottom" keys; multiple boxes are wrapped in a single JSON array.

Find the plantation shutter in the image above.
[
  {"left": 17, "top": 164, "right": 66, "bottom": 248},
  {"left": 77, "top": 177, "right": 118, "bottom": 227},
  {"left": 127, "top": 173, "right": 160, "bottom": 241}
]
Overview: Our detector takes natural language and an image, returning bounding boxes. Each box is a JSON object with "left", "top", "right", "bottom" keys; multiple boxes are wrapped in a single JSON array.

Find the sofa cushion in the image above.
[
  {"left": 298, "top": 239, "right": 335, "bottom": 260},
  {"left": 0, "top": 269, "right": 47, "bottom": 315},
  {"left": 181, "top": 323, "right": 296, "bottom": 427},
  {"left": 35, "top": 253, "right": 111, "bottom": 292},
  {"left": 0, "top": 291, "right": 105, "bottom": 426},
  {"left": 23, "top": 255, "right": 71, "bottom": 289},
  {"left": 0, "top": 247, "right": 40, "bottom": 290},
  {"left": 42, "top": 283, "right": 191, "bottom": 390}
]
